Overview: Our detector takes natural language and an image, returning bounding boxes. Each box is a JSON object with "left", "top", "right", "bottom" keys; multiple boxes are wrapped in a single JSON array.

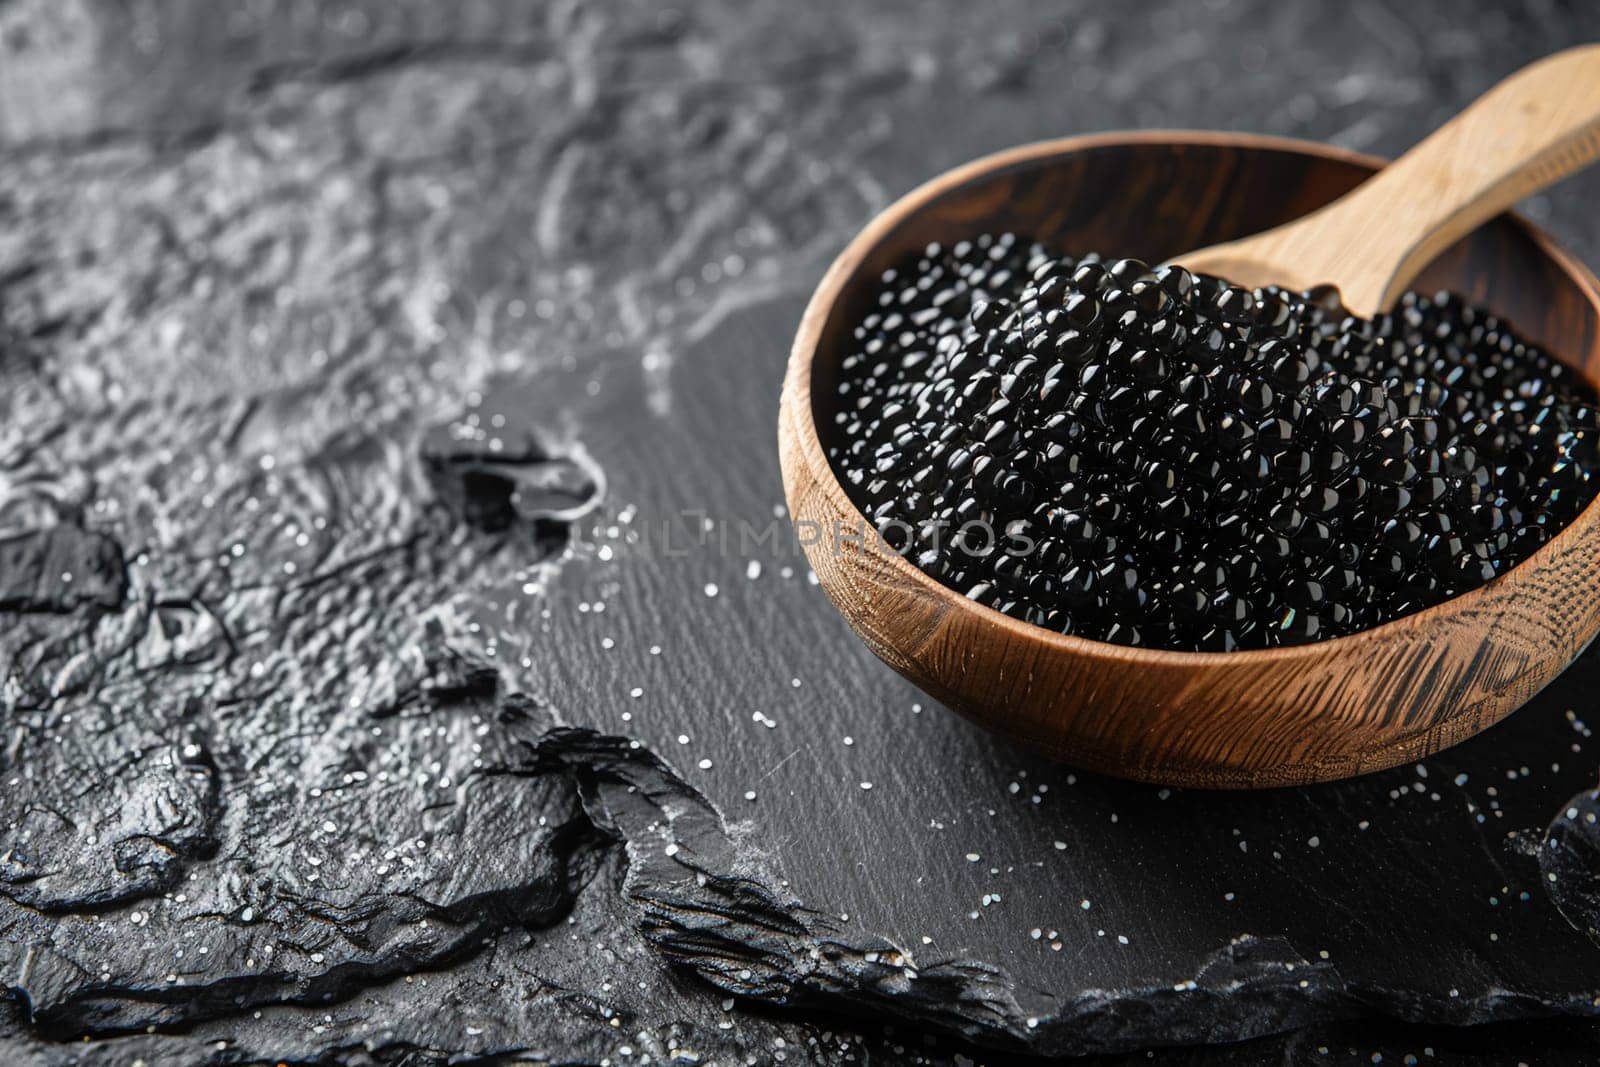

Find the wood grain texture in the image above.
[
  {"left": 1181, "top": 46, "right": 1600, "bottom": 316},
  {"left": 778, "top": 131, "right": 1600, "bottom": 788}
]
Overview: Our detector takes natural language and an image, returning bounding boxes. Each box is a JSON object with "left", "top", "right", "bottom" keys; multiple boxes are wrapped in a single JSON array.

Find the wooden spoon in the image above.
[
  {"left": 1178, "top": 45, "right": 1600, "bottom": 317},
  {"left": 780, "top": 127, "right": 1600, "bottom": 787}
]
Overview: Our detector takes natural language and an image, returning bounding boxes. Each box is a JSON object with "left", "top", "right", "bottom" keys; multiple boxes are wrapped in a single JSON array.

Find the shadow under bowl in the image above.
[{"left": 778, "top": 131, "right": 1600, "bottom": 788}]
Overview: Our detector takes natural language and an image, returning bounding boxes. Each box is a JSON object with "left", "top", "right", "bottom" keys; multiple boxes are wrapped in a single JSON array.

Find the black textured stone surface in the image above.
[{"left": 2, "top": 1, "right": 1600, "bottom": 1063}]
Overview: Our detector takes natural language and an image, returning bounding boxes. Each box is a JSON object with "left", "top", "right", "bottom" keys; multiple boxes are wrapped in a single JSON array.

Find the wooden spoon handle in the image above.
[{"left": 1213, "top": 46, "right": 1600, "bottom": 316}]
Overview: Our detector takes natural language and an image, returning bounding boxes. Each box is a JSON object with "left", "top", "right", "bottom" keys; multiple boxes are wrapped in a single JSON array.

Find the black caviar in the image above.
[{"left": 826, "top": 233, "right": 1600, "bottom": 651}]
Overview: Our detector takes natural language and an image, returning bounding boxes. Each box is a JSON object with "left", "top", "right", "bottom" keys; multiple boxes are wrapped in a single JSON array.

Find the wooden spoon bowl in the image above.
[{"left": 778, "top": 131, "right": 1600, "bottom": 788}]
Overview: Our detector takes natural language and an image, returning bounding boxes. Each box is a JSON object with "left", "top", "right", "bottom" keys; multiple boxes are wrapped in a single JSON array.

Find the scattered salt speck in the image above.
[
  {"left": 1308, "top": 836, "right": 1321, "bottom": 848},
  {"left": 1053, "top": 840, "right": 1067, "bottom": 850},
  {"left": 746, "top": 561, "right": 762, "bottom": 580},
  {"left": 704, "top": 583, "right": 719, "bottom": 598},
  {"left": 744, "top": 791, "right": 757, "bottom": 801},
  {"left": 629, "top": 687, "right": 643, "bottom": 698},
  {"left": 677, "top": 734, "right": 690, "bottom": 745},
  {"left": 1080, "top": 899, "right": 1091, "bottom": 910},
  {"left": 860, "top": 781, "right": 873, "bottom": 791},
  {"left": 698, "top": 758, "right": 713, "bottom": 770},
  {"left": 602, "top": 637, "right": 615, "bottom": 650},
  {"left": 843, "top": 736, "right": 854, "bottom": 746},
  {"left": 966, "top": 853, "right": 981, "bottom": 863}
]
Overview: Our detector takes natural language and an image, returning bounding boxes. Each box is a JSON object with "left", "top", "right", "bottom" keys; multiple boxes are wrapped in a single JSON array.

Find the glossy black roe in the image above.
[{"left": 826, "top": 237, "right": 1600, "bottom": 652}]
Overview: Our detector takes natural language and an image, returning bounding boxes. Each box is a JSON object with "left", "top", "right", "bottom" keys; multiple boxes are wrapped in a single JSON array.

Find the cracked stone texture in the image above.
[{"left": 2, "top": 0, "right": 1600, "bottom": 1063}]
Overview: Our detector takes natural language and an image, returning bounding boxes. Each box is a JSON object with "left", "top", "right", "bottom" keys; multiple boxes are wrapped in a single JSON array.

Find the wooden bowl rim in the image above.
[{"left": 787, "top": 128, "right": 1600, "bottom": 670}]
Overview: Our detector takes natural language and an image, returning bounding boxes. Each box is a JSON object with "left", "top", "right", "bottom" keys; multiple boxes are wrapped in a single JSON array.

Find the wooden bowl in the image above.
[{"left": 778, "top": 131, "right": 1600, "bottom": 788}]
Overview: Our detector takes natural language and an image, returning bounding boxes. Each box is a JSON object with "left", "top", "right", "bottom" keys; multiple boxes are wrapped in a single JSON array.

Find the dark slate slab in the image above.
[
  {"left": 1, "top": 0, "right": 1598, "bottom": 1062},
  {"left": 0, "top": 526, "right": 125, "bottom": 614}
]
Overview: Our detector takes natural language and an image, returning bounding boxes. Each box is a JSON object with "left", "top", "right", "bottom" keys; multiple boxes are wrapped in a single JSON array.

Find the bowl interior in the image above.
[{"left": 811, "top": 135, "right": 1600, "bottom": 436}]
